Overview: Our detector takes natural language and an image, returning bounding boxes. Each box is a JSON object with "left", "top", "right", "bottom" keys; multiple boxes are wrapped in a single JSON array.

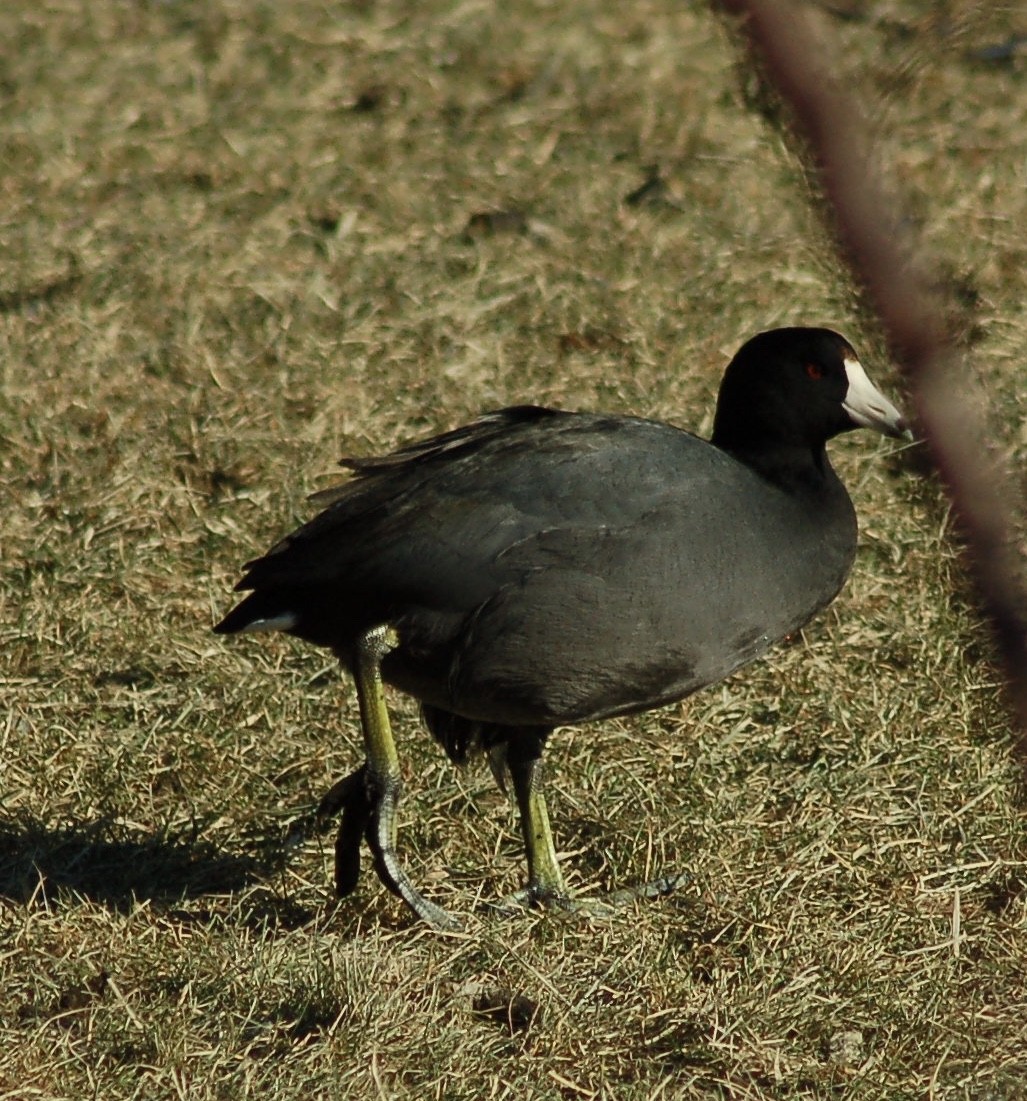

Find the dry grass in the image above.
[{"left": 2, "top": 1, "right": 1025, "bottom": 1097}]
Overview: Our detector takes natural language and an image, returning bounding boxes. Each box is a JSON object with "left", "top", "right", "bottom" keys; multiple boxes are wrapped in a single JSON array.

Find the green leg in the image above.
[
  {"left": 492, "top": 729, "right": 689, "bottom": 919},
  {"left": 345, "top": 626, "right": 461, "bottom": 931},
  {"left": 503, "top": 732, "right": 569, "bottom": 908}
]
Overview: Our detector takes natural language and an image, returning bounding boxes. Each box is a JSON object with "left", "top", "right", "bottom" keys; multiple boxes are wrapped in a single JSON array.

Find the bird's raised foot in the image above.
[
  {"left": 315, "top": 766, "right": 370, "bottom": 897},
  {"left": 316, "top": 766, "right": 463, "bottom": 932}
]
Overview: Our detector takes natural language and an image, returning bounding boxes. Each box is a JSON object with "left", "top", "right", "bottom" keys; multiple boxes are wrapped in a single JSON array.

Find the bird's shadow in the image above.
[{"left": 0, "top": 813, "right": 288, "bottom": 910}]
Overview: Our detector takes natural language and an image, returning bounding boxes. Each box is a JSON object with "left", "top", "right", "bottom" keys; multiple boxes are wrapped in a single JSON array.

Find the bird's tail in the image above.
[{"left": 213, "top": 591, "right": 299, "bottom": 635}]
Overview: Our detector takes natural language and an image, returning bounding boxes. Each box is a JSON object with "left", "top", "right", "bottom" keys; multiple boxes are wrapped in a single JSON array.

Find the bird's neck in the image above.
[{"left": 719, "top": 441, "right": 843, "bottom": 502}]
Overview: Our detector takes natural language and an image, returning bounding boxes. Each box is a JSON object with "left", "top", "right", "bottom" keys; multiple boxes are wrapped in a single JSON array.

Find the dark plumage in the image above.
[{"left": 215, "top": 327, "right": 907, "bottom": 929}]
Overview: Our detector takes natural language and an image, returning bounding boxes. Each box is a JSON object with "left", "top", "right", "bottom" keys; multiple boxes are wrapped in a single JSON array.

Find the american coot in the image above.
[{"left": 216, "top": 327, "right": 907, "bottom": 930}]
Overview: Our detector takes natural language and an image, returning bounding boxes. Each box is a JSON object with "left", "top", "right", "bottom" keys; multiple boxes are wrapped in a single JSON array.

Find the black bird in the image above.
[{"left": 215, "top": 327, "right": 907, "bottom": 930}]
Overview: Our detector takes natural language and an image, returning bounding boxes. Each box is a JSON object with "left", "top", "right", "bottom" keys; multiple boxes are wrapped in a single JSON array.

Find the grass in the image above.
[{"left": 2, "top": 0, "right": 1025, "bottom": 1097}]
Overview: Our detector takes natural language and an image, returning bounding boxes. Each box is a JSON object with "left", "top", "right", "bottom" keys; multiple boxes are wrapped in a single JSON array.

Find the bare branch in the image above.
[{"left": 716, "top": 0, "right": 1027, "bottom": 759}]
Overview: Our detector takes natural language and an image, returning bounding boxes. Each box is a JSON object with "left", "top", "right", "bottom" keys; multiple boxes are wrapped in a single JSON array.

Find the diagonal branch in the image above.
[{"left": 716, "top": 0, "right": 1027, "bottom": 762}]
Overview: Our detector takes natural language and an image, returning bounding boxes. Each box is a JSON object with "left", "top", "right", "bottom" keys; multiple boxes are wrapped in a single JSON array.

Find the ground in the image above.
[{"left": 1, "top": 1, "right": 1025, "bottom": 1098}]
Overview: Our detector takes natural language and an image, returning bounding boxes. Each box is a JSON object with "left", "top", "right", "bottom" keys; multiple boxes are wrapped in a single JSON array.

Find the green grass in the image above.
[{"left": 2, "top": 1, "right": 1025, "bottom": 1097}]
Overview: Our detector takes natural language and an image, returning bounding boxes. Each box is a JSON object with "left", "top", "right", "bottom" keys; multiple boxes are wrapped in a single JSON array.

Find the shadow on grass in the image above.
[{"left": 0, "top": 814, "right": 286, "bottom": 909}]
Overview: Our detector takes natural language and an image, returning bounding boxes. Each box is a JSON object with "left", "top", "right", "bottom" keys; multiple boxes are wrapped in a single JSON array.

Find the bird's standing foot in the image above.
[
  {"left": 606, "top": 871, "right": 691, "bottom": 906},
  {"left": 487, "top": 871, "right": 690, "bottom": 921}
]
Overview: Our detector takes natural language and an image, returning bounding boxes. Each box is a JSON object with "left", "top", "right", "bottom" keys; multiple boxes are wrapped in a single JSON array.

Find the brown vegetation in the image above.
[{"left": 2, "top": 1, "right": 1025, "bottom": 1096}]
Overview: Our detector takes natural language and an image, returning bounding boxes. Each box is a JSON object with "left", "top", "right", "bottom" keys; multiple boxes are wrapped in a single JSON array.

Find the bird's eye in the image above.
[{"left": 805, "top": 362, "right": 824, "bottom": 380}]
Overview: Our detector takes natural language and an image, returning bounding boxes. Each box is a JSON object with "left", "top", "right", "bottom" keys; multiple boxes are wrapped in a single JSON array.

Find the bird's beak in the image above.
[{"left": 842, "top": 357, "right": 910, "bottom": 439}]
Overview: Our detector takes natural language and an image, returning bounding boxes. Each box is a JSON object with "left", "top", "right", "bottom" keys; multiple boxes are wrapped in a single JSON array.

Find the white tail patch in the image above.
[{"left": 240, "top": 612, "right": 299, "bottom": 633}]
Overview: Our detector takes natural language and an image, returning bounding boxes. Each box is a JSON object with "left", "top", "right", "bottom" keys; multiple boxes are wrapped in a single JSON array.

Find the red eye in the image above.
[{"left": 805, "top": 362, "right": 824, "bottom": 380}]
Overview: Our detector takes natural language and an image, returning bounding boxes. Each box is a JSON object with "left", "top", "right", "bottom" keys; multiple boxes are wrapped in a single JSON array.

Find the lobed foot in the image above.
[
  {"left": 487, "top": 871, "right": 690, "bottom": 921},
  {"left": 317, "top": 765, "right": 462, "bottom": 932}
]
